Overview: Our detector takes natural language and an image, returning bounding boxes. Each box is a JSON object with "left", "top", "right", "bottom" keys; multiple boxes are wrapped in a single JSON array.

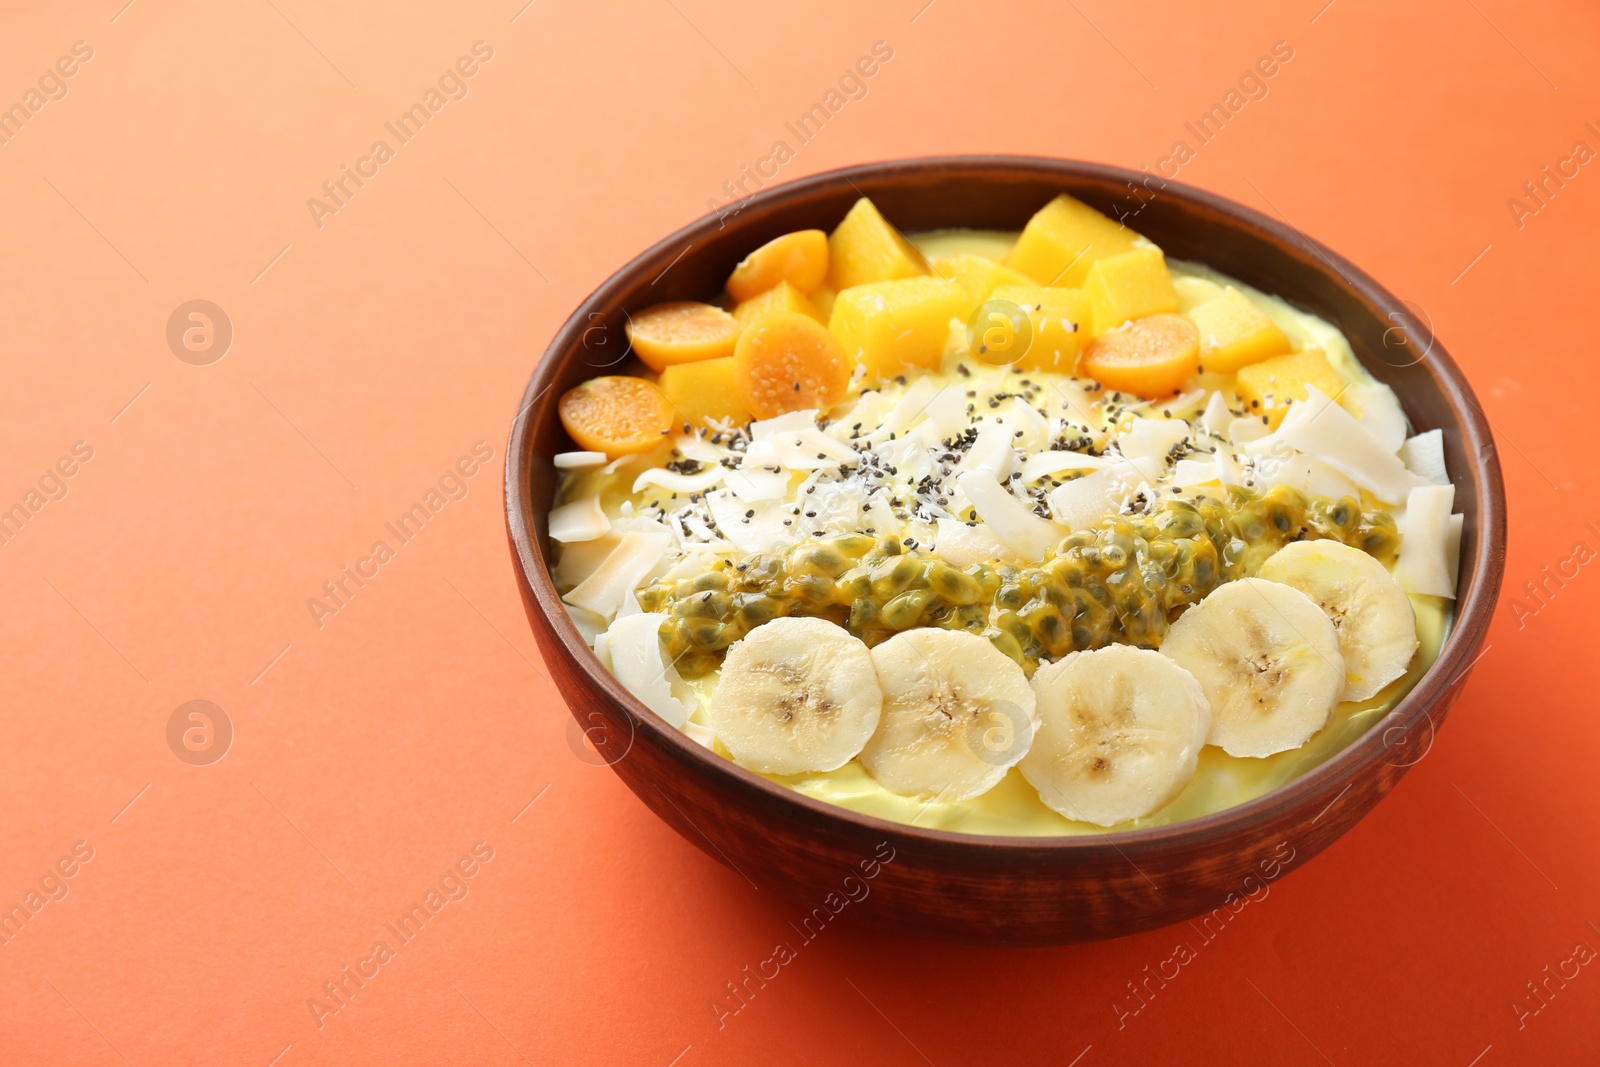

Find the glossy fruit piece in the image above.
[
  {"left": 658, "top": 356, "right": 752, "bottom": 429},
  {"left": 828, "top": 277, "right": 966, "bottom": 379},
  {"left": 625, "top": 301, "right": 742, "bottom": 372},
  {"left": 733, "top": 310, "right": 854, "bottom": 419},
  {"left": 726, "top": 229, "right": 829, "bottom": 302},
  {"left": 1084, "top": 247, "right": 1179, "bottom": 334},
  {"left": 732, "top": 280, "right": 826, "bottom": 327},
  {"left": 827, "top": 198, "right": 928, "bottom": 291},
  {"left": 1187, "top": 286, "right": 1291, "bottom": 373},
  {"left": 1234, "top": 347, "right": 1343, "bottom": 427},
  {"left": 932, "top": 253, "right": 1036, "bottom": 317},
  {"left": 1080, "top": 314, "right": 1200, "bottom": 398},
  {"left": 558, "top": 375, "right": 676, "bottom": 457},
  {"left": 987, "top": 284, "right": 1092, "bottom": 374},
  {"left": 1005, "top": 193, "right": 1141, "bottom": 288}
]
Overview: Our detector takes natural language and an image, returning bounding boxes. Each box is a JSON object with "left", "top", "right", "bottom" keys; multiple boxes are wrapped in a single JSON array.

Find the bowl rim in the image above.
[{"left": 505, "top": 154, "right": 1506, "bottom": 857}]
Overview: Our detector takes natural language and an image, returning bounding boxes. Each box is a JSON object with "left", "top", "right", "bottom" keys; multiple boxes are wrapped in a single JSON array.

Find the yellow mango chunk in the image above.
[
  {"left": 828, "top": 277, "right": 966, "bottom": 379},
  {"left": 812, "top": 286, "right": 836, "bottom": 321},
  {"left": 732, "top": 280, "right": 825, "bottom": 327},
  {"left": 932, "top": 253, "right": 1036, "bottom": 317},
  {"left": 1005, "top": 193, "right": 1142, "bottom": 287},
  {"left": 827, "top": 198, "right": 928, "bottom": 291},
  {"left": 1234, "top": 348, "right": 1342, "bottom": 427},
  {"left": 1085, "top": 248, "right": 1180, "bottom": 334},
  {"left": 1186, "top": 286, "right": 1290, "bottom": 373},
  {"left": 987, "top": 285, "right": 1092, "bottom": 374},
  {"left": 658, "top": 356, "right": 752, "bottom": 429},
  {"left": 726, "top": 229, "right": 829, "bottom": 301}
]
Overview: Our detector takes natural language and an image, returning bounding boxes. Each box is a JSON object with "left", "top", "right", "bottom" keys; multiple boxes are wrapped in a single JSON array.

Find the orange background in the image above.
[{"left": 0, "top": 1, "right": 1595, "bottom": 1064}]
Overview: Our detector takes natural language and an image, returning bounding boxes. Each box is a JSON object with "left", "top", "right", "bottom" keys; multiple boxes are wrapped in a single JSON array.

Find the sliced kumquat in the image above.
[
  {"left": 1079, "top": 313, "right": 1200, "bottom": 398},
  {"left": 732, "top": 310, "right": 853, "bottom": 419},
  {"left": 725, "top": 230, "right": 829, "bottom": 302},
  {"left": 558, "top": 375, "right": 676, "bottom": 458},
  {"left": 625, "top": 301, "right": 742, "bottom": 372}
]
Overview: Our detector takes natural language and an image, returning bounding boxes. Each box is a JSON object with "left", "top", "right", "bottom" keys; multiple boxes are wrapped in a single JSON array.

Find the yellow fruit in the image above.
[
  {"left": 559, "top": 376, "right": 675, "bottom": 457},
  {"left": 1234, "top": 348, "right": 1343, "bottom": 427},
  {"left": 827, "top": 198, "right": 928, "bottom": 291},
  {"left": 726, "top": 230, "right": 829, "bottom": 301},
  {"left": 732, "top": 280, "right": 825, "bottom": 327},
  {"left": 932, "top": 253, "right": 1037, "bottom": 317},
  {"left": 626, "top": 301, "right": 742, "bottom": 371},
  {"left": 1005, "top": 193, "right": 1142, "bottom": 287},
  {"left": 987, "top": 285, "right": 1092, "bottom": 374},
  {"left": 1186, "top": 286, "right": 1291, "bottom": 373},
  {"left": 659, "top": 356, "right": 752, "bottom": 429},
  {"left": 733, "top": 311, "right": 854, "bottom": 419},
  {"left": 828, "top": 277, "right": 966, "bottom": 379},
  {"left": 812, "top": 286, "right": 836, "bottom": 320},
  {"left": 1080, "top": 315, "right": 1200, "bottom": 399},
  {"left": 1084, "top": 248, "right": 1179, "bottom": 334}
]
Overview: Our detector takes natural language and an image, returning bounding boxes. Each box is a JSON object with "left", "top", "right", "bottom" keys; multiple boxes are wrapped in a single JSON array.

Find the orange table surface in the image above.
[{"left": 1, "top": 1, "right": 1596, "bottom": 1064}]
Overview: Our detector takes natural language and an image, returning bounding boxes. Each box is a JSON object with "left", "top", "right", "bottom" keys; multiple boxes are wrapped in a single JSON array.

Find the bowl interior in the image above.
[{"left": 505, "top": 155, "right": 1504, "bottom": 851}]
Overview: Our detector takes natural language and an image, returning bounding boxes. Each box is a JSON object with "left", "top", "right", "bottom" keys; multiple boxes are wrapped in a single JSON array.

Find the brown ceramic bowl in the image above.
[{"left": 504, "top": 157, "right": 1505, "bottom": 945}]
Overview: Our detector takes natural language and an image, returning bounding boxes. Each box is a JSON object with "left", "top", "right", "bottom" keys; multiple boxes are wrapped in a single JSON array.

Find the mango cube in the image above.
[
  {"left": 658, "top": 356, "right": 752, "bottom": 428},
  {"left": 1186, "top": 286, "right": 1290, "bottom": 373},
  {"left": 1085, "top": 248, "right": 1180, "bottom": 334},
  {"left": 828, "top": 277, "right": 966, "bottom": 379},
  {"left": 827, "top": 198, "right": 928, "bottom": 291},
  {"left": 732, "top": 280, "right": 825, "bottom": 327},
  {"left": 1005, "top": 193, "right": 1142, "bottom": 288},
  {"left": 932, "top": 253, "right": 1037, "bottom": 317},
  {"left": 1234, "top": 348, "right": 1342, "bottom": 428},
  {"left": 812, "top": 286, "right": 836, "bottom": 321},
  {"left": 987, "top": 285, "right": 1092, "bottom": 374}
]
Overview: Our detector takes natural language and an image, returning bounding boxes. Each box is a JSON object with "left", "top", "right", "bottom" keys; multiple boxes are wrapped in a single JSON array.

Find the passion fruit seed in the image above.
[{"left": 644, "top": 489, "right": 1398, "bottom": 678}]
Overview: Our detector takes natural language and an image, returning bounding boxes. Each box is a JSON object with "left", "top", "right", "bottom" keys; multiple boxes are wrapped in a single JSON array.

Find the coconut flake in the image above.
[
  {"left": 562, "top": 530, "right": 670, "bottom": 619},
  {"left": 1229, "top": 417, "right": 1271, "bottom": 446},
  {"left": 1048, "top": 469, "right": 1113, "bottom": 530},
  {"left": 1393, "top": 484, "right": 1457, "bottom": 597},
  {"left": 957, "top": 470, "right": 1065, "bottom": 560},
  {"left": 751, "top": 409, "right": 818, "bottom": 440},
  {"left": 553, "top": 533, "right": 622, "bottom": 588},
  {"left": 606, "top": 612, "right": 693, "bottom": 728},
  {"left": 957, "top": 419, "right": 1017, "bottom": 480},
  {"left": 1172, "top": 458, "right": 1221, "bottom": 488},
  {"left": 1020, "top": 450, "right": 1111, "bottom": 482},
  {"left": 564, "top": 603, "right": 607, "bottom": 646},
  {"left": 1276, "top": 387, "right": 1422, "bottom": 504},
  {"left": 1399, "top": 429, "right": 1451, "bottom": 486},
  {"left": 548, "top": 496, "right": 612, "bottom": 543},
  {"left": 554, "top": 450, "right": 607, "bottom": 469},
  {"left": 723, "top": 467, "right": 789, "bottom": 502},
  {"left": 1201, "top": 391, "right": 1232, "bottom": 437},
  {"left": 1343, "top": 382, "right": 1409, "bottom": 453},
  {"left": 632, "top": 466, "right": 726, "bottom": 495},
  {"left": 933, "top": 517, "right": 1021, "bottom": 567},
  {"left": 1117, "top": 417, "right": 1189, "bottom": 466}
]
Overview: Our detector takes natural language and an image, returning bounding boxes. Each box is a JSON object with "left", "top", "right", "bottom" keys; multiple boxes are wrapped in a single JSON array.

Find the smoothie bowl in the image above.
[{"left": 505, "top": 157, "right": 1504, "bottom": 944}]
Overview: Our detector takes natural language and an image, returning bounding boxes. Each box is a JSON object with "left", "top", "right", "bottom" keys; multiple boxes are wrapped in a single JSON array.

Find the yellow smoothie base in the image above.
[{"left": 579, "top": 228, "right": 1454, "bottom": 837}]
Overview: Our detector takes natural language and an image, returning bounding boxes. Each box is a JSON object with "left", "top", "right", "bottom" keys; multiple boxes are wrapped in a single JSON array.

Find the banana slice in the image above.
[
  {"left": 710, "top": 617, "right": 882, "bottom": 775},
  {"left": 1258, "top": 540, "right": 1418, "bottom": 702},
  {"left": 859, "top": 629, "right": 1037, "bottom": 801},
  {"left": 1019, "top": 645, "right": 1211, "bottom": 827},
  {"left": 1160, "top": 578, "right": 1344, "bottom": 757}
]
